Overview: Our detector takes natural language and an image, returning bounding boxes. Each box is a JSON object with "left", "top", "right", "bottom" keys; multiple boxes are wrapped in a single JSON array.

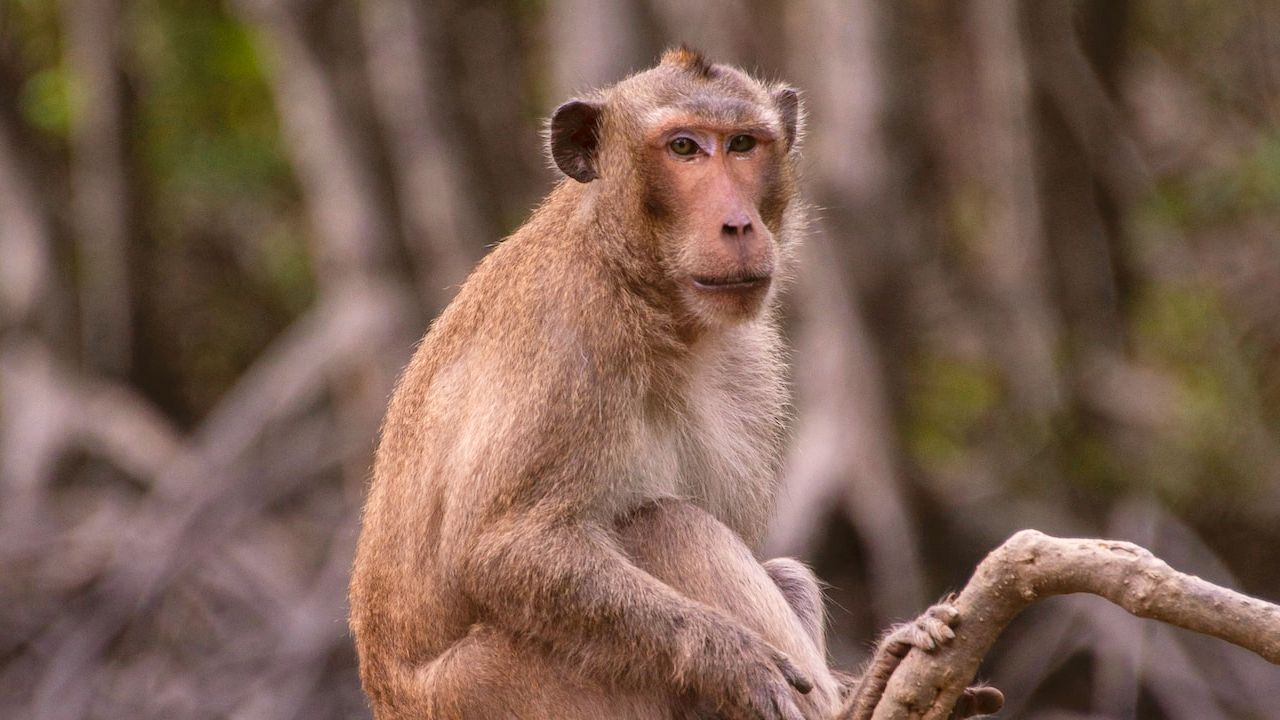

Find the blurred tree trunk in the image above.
[
  {"left": 231, "top": 0, "right": 417, "bottom": 505},
  {"left": 549, "top": 0, "right": 651, "bottom": 99},
  {"left": 61, "top": 0, "right": 133, "bottom": 376},
  {"left": 1026, "top": 0, "right": 1142, "bottom": 357},
  {"left": 434, "top": 0, "right": 544, "bottom": 234},
  {"left": 233, "top": 0, "right": 393, "bottom": 289},
  {"left": 947, "top": 0, "right": 1064, "bottom": 421},
  {"left": 772, "top": 0, "right": 928, "bottom": 632},
  {"left": 0, "top": 94, "right": 55, "bottom": 331},
  {"left": 359, "top": 0, "right": 483, "bottom": 312}
]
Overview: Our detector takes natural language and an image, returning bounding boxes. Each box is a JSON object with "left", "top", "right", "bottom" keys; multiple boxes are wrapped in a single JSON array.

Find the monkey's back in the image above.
[{"left": 349, "top": 188, "right": 655, "bottom": 689}]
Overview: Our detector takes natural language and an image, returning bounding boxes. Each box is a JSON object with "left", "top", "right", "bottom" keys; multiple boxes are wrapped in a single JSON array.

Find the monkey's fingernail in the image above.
[{"left": 934, "top": 604, "right": 960, "bottom": 623}]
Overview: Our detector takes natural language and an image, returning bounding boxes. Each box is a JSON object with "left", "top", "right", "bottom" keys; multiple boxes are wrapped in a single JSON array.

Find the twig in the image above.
[{"left": 870, "top": 530, "right": 1280, "bottom": 720}]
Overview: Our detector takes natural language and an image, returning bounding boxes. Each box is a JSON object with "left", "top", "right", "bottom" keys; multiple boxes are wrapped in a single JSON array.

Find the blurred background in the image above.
[{"left": 1, "top": 1, "right": 1278, "bottom": 718}]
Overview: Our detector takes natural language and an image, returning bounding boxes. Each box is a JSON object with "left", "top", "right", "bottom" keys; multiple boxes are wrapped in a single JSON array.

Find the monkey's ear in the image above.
[
  {"left": 773, "top": 87, "right": 801, "bottom": 151},
  {"left": 550, "top": 100, "right": 603, "bottom": 183}
]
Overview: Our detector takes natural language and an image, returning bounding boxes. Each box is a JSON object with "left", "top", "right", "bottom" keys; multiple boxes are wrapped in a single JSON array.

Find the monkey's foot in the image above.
[
  {"left": 948, "top": 684, "right": 1004, "bottom": 719},
  {"left": 841, "top": 599, "right": 1003, "bottom": 719},
  {"left": 881, "top": 601, "right": 958, "bottom": 655}
]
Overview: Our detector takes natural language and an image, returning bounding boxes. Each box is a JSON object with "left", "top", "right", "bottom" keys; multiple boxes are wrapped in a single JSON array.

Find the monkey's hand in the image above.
[
  {"left": 840, "top": 600, "right": 1003, "bottom": 720},
  {"left": 680, "top": 611, "right": 814, "bottom": 720}
]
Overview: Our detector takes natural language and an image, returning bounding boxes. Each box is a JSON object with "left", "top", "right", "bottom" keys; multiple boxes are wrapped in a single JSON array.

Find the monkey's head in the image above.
[{"left": 549, "top": 47, "right": 803, "bottom": 327}]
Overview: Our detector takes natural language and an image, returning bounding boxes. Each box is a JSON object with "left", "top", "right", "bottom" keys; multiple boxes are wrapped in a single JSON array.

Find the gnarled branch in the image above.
[{"left": 870, "top": 530, "right": 1280, "bottom": 720}]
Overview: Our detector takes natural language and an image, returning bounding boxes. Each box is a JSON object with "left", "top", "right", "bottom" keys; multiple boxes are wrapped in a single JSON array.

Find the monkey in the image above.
[{"left": 349, "top": 47, "right": 1000, "bottom": 720}]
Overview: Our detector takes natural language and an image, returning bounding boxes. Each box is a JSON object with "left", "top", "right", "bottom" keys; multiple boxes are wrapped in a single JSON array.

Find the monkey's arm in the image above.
[
  {"left": 451, "top": 509, "right": 813, "bottom": 720},
  {"left": 424, "top": 313, "right": 812, "bottom": 718}
]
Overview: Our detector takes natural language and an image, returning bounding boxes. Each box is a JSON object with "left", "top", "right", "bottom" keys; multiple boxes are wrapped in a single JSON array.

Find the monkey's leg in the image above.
[
  {"left": 762, "top": 557, "right": 827, "bottom": 655},
  {"left": 761, "top": 558, "right": 877, "bottom": 708},
  {"left": 398, "top": 499, "right": 836, "bottom": 720},
  {"left": 840, "top": 602, "right": 1003, "bottom": 720},
  {"left": 616, "top": 500, "right": 842, "bottom": 720}
]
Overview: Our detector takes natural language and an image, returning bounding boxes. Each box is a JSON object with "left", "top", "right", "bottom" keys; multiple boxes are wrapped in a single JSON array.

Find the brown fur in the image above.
[
  {"left": 351, "top": 49, "right": 847, "bottom": 720},
  {"left": 364, "top": 501, "right": 840, "bottom": 720},
  {"left": 349, "top": 50, "right": 822, "bottom": 719},
  {"left": 347, "top": 45, "right": 1005, "bottom": 720}
]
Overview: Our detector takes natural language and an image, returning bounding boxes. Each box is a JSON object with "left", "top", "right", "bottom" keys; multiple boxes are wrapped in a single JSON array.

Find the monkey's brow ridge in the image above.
[{"left": 644, "top": 96, "right": 778, "bottom": 134}]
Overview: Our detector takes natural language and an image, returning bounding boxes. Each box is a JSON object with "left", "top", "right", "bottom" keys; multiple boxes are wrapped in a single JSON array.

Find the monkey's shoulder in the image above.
[{"left": 424, "top": 234, "right": 651, "bottom": 376}]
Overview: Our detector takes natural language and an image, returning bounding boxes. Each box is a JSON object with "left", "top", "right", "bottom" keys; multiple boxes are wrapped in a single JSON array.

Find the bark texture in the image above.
[{"left": 870, "top": 530, "right": 1280, "bottom": 720}]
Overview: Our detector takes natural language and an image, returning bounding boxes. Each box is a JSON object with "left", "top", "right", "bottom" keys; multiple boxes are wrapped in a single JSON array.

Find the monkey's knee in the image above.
[
  {"left": 615, "top": 500, "right": 747, "bottom": 573},
  {"left": 618, "top": 502, "right": 826, "bottom": 643},
  {"left": 762, "top": 557, "right": 826, "bottom": 652},
  {"left": 618, "top": 498, "right": 720, "bottom": 537}
]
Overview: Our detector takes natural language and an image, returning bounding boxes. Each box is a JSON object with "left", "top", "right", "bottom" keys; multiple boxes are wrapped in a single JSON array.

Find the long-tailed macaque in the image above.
[{"left": 349, "top": 47, "right": 998, "bottom": 720}]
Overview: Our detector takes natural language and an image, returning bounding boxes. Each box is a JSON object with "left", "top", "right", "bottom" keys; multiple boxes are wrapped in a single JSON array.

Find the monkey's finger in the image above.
[
  {"left": 971, "top": 686, "right": 1004, "bottom": 715},
  {"left": 886, "top": 621, "right": 938, "bottom": 652},
  {"left": 924, "top": 602, "right": 960, "bottom": 628},
  {"left": 922, "top": 617, "right": 956, "bottom": 645},
  {"left": 902, "top": 604, "right": 959, "bottom": 650},
  {"left": 771, "top": 653, "right": 813, "bottom": 694}
]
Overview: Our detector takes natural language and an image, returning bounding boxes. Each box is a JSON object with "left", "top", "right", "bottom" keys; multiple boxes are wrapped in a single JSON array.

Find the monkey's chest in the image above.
[{"left": 622, "top": 397, "right": 779, "bottom": 542}]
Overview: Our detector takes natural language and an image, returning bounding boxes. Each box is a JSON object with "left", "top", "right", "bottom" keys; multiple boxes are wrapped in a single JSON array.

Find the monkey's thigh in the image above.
[
  {"left": 615, "top": 500, "right": 841, "bottom": 716},
  {"left": 420, "top": 624, "right": 674, "bottom": 720}
]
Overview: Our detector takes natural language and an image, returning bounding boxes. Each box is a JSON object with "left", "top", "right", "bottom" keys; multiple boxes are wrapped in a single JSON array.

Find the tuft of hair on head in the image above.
[{"left": 660, "top": 44, "right": 715, "bottom": 79}]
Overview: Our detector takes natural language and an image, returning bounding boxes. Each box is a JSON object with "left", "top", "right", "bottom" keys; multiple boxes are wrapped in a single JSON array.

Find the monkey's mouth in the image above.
[{"left": 690, "top": 273, "right": 772, "bottom": 292}]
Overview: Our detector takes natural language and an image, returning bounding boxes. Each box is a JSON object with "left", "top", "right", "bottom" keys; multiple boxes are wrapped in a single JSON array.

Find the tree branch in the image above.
[{"left": 869, "top": 530, "right": 1280, "bottom": 720}]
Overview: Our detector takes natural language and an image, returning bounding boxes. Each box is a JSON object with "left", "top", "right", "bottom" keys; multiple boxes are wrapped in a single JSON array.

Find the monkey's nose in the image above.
[{"left": 721, "top": 212, "right": 753, "bottom": 238}]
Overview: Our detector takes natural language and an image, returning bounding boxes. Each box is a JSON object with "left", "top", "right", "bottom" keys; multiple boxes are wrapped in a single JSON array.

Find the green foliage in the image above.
[
  {"left": 18, "top": 64, "right": 71, "bottom": 136},
  {"left": 9, "top": 0, "right": 69, "bottom": 138},
  {"left": 125, "top": 0, "right": 311, "bottom": 419},
  {"left": 1124, "top": 263, "right": 1276, "bottom": 507},
  {"left": 1146, "top": 132, "right": 1280, "bottom": 229},
  {"left": 132, "top": 0, "right": 292, "bottom": 224},
  {"left": 905, "top": 353, "right": 1001, "bottom": 471}
]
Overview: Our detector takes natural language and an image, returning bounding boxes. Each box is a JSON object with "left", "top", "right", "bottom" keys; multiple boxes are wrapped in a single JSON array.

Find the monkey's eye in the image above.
[
  {"left": 669, "top": 137, "right": 700, "bottom": 156},
  {"left": 728, "top": 134, "right": 757, "bottom": 153}
]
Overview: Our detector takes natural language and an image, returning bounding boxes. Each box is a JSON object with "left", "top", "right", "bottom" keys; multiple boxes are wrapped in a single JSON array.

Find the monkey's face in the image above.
[
  {"left": 641, "top": 117, "right": 787, "bottom": 324},
  {"left": 548, "top": 51, "right": 802, "bottom": 327}
]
